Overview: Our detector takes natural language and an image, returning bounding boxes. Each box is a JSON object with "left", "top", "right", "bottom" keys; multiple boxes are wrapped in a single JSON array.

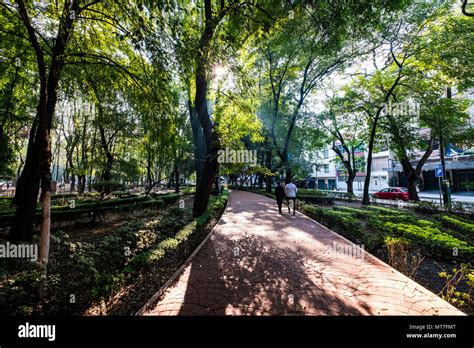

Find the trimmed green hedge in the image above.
[
  {"left": 369, "top": 214, "right": 418, "bottom": 225},
  {"left": 300, "top": 204, "right": 363, "bottom": 241},
  {"left": 440, "top": 215, "right": 474, "bottom": 236},
  {"left": 333, "top": 206, "right": 375, "bottom": 219},
  {"left": 127, "top": 192, "right": 228, "bottom": 271},
  {"left": 0, "top": 193, "right": 182, "bottom": 226},
  {"left": 298, "top": 195, "right": 334, "bottom": 205},
  {"left": 386, "top": 222, "right": 473, "bottom": 260},
  {"left": 160, "top": 193, "right": 181, "bottom": 205},
  {"left": 365, "top": 205, "right": 409, "bottom": 216},
  {"left": 298, "top": 189, "right": 328, "bottom": 197}
]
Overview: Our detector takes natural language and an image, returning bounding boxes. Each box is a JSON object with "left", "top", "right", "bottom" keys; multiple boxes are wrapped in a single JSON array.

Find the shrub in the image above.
[
  {"left": 413, "top": 201, "right": 441, "bottom": 214},
  {"left": 298, "top": 195, "right": 334, "bottom": 205},
  {"left": 160, "top": 193, "right": 181, "bottom": 205},
  {"left": 0, "top": 196, "right": 168, "bottom": 227},
  {"left": 300, "top": 204, "right": 363, "bottom": 240},
  {"left": 158, "top": 205, "right": 192, "bottom": 238},
  {"left": 92, "top": 181, "right": 125, "bottom": 193},
  {"left": 365, "top": 205, "right": 409, "bottom": 216},
  {"left": 181, "top": 186, "right": 196, "bottom": 194},
  {"left": 212, "top": 192, "right": 229, "bottom": 210},
  {"left": 384, "top": 236, "right": 424, "bottom": 279},
  {"left": 128, "top": 221, "right": 197, "bottom": 269},
  {"left": 416, "top": 219, "right": 441, "bottom": 229},
  {"left": 298, "top": 189, "right": 328, "bottom": 197},
  {"left": 372, "top": 214, "right": 418, "bottom": 225},
  {"left": 438, "top": 264, "right": 474, "bottom": 310},
  {"left": 127, "top": 192, "right": 228, "bottom": 270},
  {"left": 111, "top": 191, "right": 137, "bottom": 198},
  {"left": 333, "top": 206, "right": 374, "bottom": 219},
  {"left": 384, "top": 222, "right": 473, "bottom": 260},
  {"left": 51, "top": 193, "right": 78, "bottom": 200},
  {"left": 448, "top": 201, "right": 474, "bottom": 214},
  {"left": 440, "top": 215, "right": 474, "bottom": 236}
]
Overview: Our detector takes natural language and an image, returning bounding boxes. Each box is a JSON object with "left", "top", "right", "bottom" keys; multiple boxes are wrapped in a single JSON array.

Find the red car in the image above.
[{"left": 373, "top": 187, "right": 409, "bottom": 201}]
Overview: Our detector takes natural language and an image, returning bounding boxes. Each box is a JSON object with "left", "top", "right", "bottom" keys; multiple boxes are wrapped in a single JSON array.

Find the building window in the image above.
[
  {"left": 324, "top": 165, "right": 329, "bottom": 173},
  {"left": 371, "top": 157, "right": 388, "bottom": 171},
  {"left": 324, "top": 149, "right": 329, "bottom": 159}
]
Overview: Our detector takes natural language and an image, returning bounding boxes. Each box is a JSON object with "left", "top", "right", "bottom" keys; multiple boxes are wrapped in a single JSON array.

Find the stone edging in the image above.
[{"left": 135, "top": 193, "right": 231, "bottom": 315}]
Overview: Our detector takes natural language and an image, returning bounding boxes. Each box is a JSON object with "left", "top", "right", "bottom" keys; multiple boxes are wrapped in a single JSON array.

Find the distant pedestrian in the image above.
[
  {"left": 285, "top": 180, "right": 298, "bottom": 216},
  {"left": 275, "top": 181, "right": 286, "bottom": 214}
]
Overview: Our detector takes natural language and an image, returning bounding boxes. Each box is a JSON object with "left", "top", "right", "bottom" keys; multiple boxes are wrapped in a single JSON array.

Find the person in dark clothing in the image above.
[{"left": 275, "top": 181, "right": 286, "bottom": 214}]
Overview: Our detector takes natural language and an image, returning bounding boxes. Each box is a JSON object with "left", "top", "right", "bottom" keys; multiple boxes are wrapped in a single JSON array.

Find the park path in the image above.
[{"left": 140, "top": 190, "right": 464, "bottom": 316}]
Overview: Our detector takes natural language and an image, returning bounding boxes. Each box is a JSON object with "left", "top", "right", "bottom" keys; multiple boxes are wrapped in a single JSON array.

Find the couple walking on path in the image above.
[{"left": 275, "top": 180, "right": 297, "bottom": 215}]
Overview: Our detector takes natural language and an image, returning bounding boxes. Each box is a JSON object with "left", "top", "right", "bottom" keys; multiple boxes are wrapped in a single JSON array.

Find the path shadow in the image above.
[{"left": 176, "top": 206, "right": 372, "bottom": 315}]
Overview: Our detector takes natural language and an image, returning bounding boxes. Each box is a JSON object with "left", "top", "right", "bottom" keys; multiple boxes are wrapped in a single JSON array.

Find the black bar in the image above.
[{"left": 0, "top": 316, "right": 472, "bottom": 346}]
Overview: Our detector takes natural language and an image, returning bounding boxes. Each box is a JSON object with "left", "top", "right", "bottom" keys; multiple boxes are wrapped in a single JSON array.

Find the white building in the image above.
[{"left": 307, "top": 146, "right": 395, "bottom": 192}]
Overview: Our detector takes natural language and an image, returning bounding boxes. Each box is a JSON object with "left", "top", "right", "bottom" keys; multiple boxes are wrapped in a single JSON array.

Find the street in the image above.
[{"left": 351, "top": 189, "right": 474, "bottom": 204}]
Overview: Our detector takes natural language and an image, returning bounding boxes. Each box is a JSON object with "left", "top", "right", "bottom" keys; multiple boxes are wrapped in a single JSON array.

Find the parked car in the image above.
[{"left": 373, "top": 187, "right": 409, "bottom": 201}]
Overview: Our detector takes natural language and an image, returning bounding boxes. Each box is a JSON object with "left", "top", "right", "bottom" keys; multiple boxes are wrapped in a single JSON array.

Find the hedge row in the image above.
[
  {"left": 0, "top": 195, "right": 149, "bottom": 217},
  {"left": 299, "top": 204, "right": 363, "bottom": 242},
  {"left": 382, "top": 222, "right": 474, "bottom": 260},
  {"left": 299, "top": 202, "right": 473, "bottom": 261},
  {"left": 333, "top": 206, "right": 375, "bottom": 218},
  {"left": 297, "top": 189, "right": 328, "bottom": 197},
  {"left": 365, "top": 205, "right": 410, "bottom": 216},
  {"left": 127, "top": 192, "right": 228, "bottom": 271},
  {"left": 298, "top": 195, "right": 334, "bottom": 205},
  {"left": 439, "top": 215, "right": 474, "bottom": 236},
  {"left": 0, "top": 193, "right": 182, "bottom": 226}
]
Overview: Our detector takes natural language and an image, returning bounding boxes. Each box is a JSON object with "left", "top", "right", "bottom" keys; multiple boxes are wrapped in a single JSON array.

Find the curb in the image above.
[{"left": 135, "top": 193, "right": 232, "bottom": 315}]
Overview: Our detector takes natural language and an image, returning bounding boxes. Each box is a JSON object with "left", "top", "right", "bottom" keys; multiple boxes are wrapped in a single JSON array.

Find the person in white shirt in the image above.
[{"left": 284, "top": 180, "right": 298, "bottom": 215}]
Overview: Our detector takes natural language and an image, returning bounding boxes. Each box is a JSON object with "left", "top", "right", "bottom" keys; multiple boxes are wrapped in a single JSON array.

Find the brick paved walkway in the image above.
[{"left": 141, "top": 190, "right": 464, "bottom": 316}]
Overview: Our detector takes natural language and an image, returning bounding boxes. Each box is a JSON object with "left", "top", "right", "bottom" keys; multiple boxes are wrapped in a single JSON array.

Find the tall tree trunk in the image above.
[
  {"left": 67, "top": 155, "right": 75, "bottom": 192},
  {"left": 88, "top": 128, "right": 97, "bottom": 192},
  {"left": 145, "top": 146, "right": 154, "bottom": 196},
  {"left": 440, "top": 134, "right": 446, "bottom": 178},
  {"left": 400, "top": 158, "right": 420, "bottom": 201},
  {"left": 77, "top": 110, "right": 88, "bottom": 195},
  {"left": 399, "top": 136, "right": 434, "bottom": 202},
  {"left": 264, "top": 138, "right": 272, "bottom": 192},
  {"left": 362, "top": 67, "right": 404, "bottom": 204},
  {"left": 78, "top": 175, "right": 86, "bottom": 194},
  {"left": 11, "top": 0, "right": 79, "bottom": 243},
  {"left": 11, "top": 116, "right": 42, "bottom": 242},
  {"left": 285, "top": 166, "right": 292, "bottom": 184},
  {"left": 189, "top": 99, "right": 205, "bottom": 185},
  {"left": 362, "top": 119, "right": 378, "bottom": 205},
  {"left": 407, "top": 175, "right": 419, "bottom": 201},
  {"left": 347, "top": 173, "right": 355, "bottom": 195},
  {"left": 192, "top": 0, "right": 221, "bottom": 217},
  {"left": 98, "top": 123, "right": 114, "bottom": 194},
  {"left": 174, "top": 161, "right": 180, "bottom": 194},
  {"left": 39, "top": 127, "right": 52, "bottom": 265}
]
